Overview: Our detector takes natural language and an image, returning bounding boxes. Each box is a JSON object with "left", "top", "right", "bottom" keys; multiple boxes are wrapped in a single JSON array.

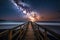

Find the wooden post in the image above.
[
  {"left": 38, "top": 25, "right": 39, "bottom": 30},
  {"left": 44, "top": 29, "right": 47, "bottom": 40},
  {"left": 9, "top": 30, "right": 12, "bottom": 40},
  {"left": 20, "top": 26, "right": 21, "bottom": 40}
]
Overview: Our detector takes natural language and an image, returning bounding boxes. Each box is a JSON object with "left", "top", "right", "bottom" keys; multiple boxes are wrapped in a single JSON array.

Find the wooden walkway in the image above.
[
  {"left": 0, "top": 22, "right": 60, "bottom": 40},
  {"left": 24, "top": 22, "right": 35, "bottom": 40}
]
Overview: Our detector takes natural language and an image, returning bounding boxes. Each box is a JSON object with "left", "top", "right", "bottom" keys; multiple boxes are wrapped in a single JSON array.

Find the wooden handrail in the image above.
[
  {"left": 12, "top": 30, "right": 20, "bottom": 38},
  {"left": 31, "top": 23, "right": 43, "bottom": 40},
  {"left": 0, "top": 22, "right": 27, "bottom": 40},
  {"left": 11, "top": 23, "right": 25, "bottom": 30},
  {"left": 36, "top": 24, "right": 60, "bottom": 40},
  {"left": 20, "top": 22, "right": 29, "bottom": 40}
]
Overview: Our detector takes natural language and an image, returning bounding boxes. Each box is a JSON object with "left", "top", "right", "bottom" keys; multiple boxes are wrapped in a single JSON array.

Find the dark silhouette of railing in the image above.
[
  {"left": 0, "top": 22, "right": 29, "bottom": 40},
  {"left": 33, "top": 23, "right": 60, "bottom": 40}
]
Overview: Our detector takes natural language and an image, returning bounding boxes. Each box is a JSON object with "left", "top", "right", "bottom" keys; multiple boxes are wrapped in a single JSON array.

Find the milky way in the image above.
[{"left": 10, "top": 0, "right": 40, "bottom": 22}]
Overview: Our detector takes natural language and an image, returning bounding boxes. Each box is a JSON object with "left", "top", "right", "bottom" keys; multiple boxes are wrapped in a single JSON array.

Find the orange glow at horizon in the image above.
[{"left": 27, "top": 11, "right": 40, "bottom": 22}]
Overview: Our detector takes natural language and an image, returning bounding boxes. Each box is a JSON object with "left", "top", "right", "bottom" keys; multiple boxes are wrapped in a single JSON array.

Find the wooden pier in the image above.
[{"left": 0, "top": 22, "right": 60, "bottom": 40}]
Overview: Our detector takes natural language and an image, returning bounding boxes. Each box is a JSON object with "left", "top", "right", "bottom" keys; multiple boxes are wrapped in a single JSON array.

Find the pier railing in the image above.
[
  {"left": 35, "top": 23, "right": 60, "bottom": 40},
  {"left": 0, "top": 22, "right": 29, "bottom": 40}
]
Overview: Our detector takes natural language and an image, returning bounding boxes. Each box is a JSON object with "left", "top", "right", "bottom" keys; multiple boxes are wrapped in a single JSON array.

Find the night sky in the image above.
[{"left": 0, "top": 0, "right": 60, "bottom": 21}]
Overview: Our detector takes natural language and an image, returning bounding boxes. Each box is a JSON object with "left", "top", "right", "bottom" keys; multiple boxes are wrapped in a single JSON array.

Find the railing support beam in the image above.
[{"left": 9, "top": 30, "right": 12, "bottom": 40}]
